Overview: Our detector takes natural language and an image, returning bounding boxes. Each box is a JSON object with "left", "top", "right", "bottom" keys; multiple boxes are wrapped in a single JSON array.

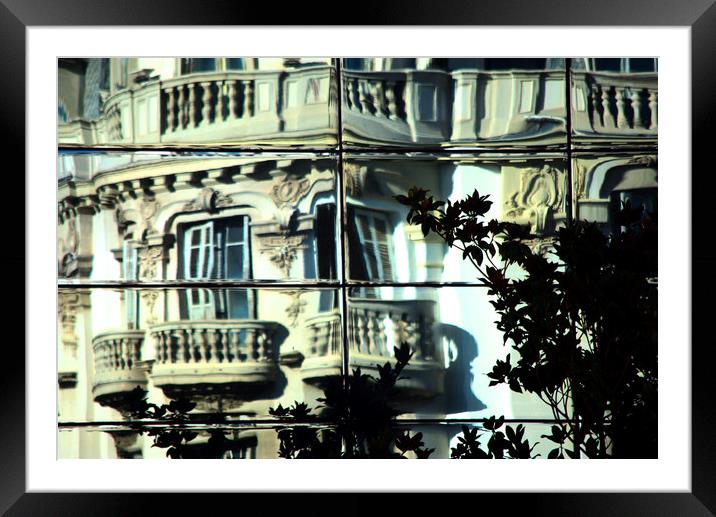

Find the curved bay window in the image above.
[
  {"left": 179, "top": 58, "right": 253, "bottom": 75},
  {"left": 178, "top": 216, "right": 253, "bottom": 320}
]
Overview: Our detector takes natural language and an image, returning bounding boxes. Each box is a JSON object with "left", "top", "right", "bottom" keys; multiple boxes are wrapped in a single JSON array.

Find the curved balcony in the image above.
[
  {"left": 92, "top": 329, "right": 148, "bottom": 412},
  {"left": 301, "top": 301, "right": 444, "bottom": 397},
  {"left": 59, "top": 65, "right": 336, "bottom": 148},
  {"left": 149, "top": 320, "right": 279, "bottom": 400},
  {"left": 342, "top": 69, "right": 567, "bottom": 147},
  {"left": 572, "top": 70, "right": 657, "bottom": 140}
]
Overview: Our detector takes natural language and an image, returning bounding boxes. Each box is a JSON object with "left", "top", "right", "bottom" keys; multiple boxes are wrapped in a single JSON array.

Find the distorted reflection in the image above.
[
  {"left": 58, "top": 58, "right": 338, "bottom": 148},
  {"left": 571, "top": 58, "right": 657, "bottom": 145},
  {"left": 345, "top": 154, "right": 568, "bottom": 282},
  {"left": 342, "top": 58, "right": 567, "bottom": 148},
  {"left": 57, "top": 152, "right": 338, "bottom": 282}
]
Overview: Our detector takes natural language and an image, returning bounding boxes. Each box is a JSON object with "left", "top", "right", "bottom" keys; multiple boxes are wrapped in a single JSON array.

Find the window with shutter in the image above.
[
  {"left": 180, "top": 217, "right": 252, "bottom": 320},
  {"left": 353, "top": 209, "right": 395, "bottom": 282}
]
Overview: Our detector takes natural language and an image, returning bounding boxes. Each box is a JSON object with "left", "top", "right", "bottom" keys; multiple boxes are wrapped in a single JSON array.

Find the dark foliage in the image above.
[
  {"left": 397, "top": 187, "right": 658, "bottom": 458},
  {"left": 269, "top": 342, "right": 435, "bottom": 458}
]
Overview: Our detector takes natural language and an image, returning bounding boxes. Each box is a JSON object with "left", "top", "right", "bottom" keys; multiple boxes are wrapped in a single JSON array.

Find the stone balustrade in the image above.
[
  {"left": 347, "top": 299, "right": 437, "bottom": 362},
  {"left": 92, "top": 329, "right": 148, "bottom": 407},
  {"left": 149, "top": 320, "right": 279, "bottom": 396},
  {"left": 572, "top": 71, "right": 657, "bottom": 137},
  {"left": 58, "top": 65, "right": 335, "bottom": 147},
  {"left": 301, "top": 300, "right": 443, "bottom": 396}
]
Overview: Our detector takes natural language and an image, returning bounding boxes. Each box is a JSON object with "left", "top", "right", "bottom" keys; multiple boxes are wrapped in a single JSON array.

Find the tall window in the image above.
[
  {"left": 179, "top": 216, "right": 252, "bottom": 320},
  {"left": 350, "top": 208, "right": 395, "bottom": 282}
]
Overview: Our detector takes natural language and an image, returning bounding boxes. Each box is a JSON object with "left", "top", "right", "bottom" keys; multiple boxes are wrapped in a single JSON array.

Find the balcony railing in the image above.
[
  {"left": 301, "top": 300, "right": 444, "bottom": 396},
  {"left": 572, "top": 71, "right": 657, "bottom": 138},
  {"left": 92, "top": 329, "right": 148, "bottom": 409},
  {"left": 58, "top": 65, "right": 336, "bottom": 147},
  {"left": 149, "top": 320, "right": 279, "bottom": 396},
  {"left": 342, "top": 69, "right": 567, "bottom": 146}
]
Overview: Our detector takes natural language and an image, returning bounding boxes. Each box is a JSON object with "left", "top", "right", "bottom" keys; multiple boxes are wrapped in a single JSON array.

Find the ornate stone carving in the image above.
[
  {"left": 270, "top": 174, "right": 310, "bottom": 206},
  {"left": 141, "top": 290, "right": 160, "bottom": 324},
  {"left": 574, "top": 163, "right": 587, "bottom": 198},
  {"left": 627, "top": 155, "right": 657, "bottom": 168},
  {"left": 182, "top": 187, "right": 233, "bottom": 213},
  {"left": 282, "top": 290, "right": 307, "bottom": 328},
  {"left": 137, "top": 247, "right": 163, "bottom": 280},
  {"left": 140, "top": 196, "right": 159, "bottom": 236},
  {"left": 58, "top": 291, "right": 80, "bottom": 353},
  {"left": 259, "top": 234, "right": 306, "bottom": 277},
  {"left": 344, "top": 162, "right": 367, "bottom": 197},
  {"left": 503, "top": 164, "right": 565, "bottom": 236}
]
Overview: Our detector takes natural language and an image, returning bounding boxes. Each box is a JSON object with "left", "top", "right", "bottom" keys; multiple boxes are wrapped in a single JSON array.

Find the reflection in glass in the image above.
[
  {"left": 57, "top": 287, "right": 342, "bottom": 428},
  {"left": 345, "top": 155, "right": 568, "bottom": 283},
  {"left": 342, "top": 58, "right": 567, "bottom": 148},
  {"left": 571, "top": 57, "right": 657, "bottom": 145},
  {"left": 572, "top": 154, "right": 658, "bottom": 232},
  {"left": 345, "top": 286, "right": 560, "bottom": 420},
  {"left": 57, "top": 152, "right": 339, "bottom": 282},
  {"left": 58, "top": 58, "right": 338, "bottom": 148}
]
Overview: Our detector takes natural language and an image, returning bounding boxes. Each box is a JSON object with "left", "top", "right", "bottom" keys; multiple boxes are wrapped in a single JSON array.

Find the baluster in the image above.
[
  {"left": 215, "top": 81, "right": 225, "bottom": 122},
  {"left": 184, "top": 327, "right": 194, "bottom": 363},
  {"left": 169, "top": 328, "right": 183, "bottom": 363},
  {"left": 355, "top": 308, "right": 366, "bottom": 354},
  {"left": 220, "top": 328, "right": 229, "bottom": 362},
  {"left": 207, "top": 329, "right": 218, "bottom": 362},
  {"left": 154, "top": 333, "right": 161, "bottom": 363},
  {"left": 349, "top": 78, "right": 361, "bottom": 112},
  {"left": 245, "top": 328, "right": 257, "bottom": 361},
  {"left": 385, "top": 81, "right": 398, "bottom": 120},
  {"left": 120, "top": 338, "right": 128, "bottom": 369},
  {"left": 201, "top": 81, "right": 213, "bottom": 126},
  {"left": 616, "top": 89, "right": 628, "bottom": 129},
  {"left": 390, "top": 314, "right": 402, "bottom": 352},
  {"left": 373, "top": 82, "right": 386, "bottom": 117},
  {"left": 590, "top": 84, "right": 601, "bottom": 128},
  {"left": 230, "top": 329, "right": 240, "bottom": 362},
  {"left": 187, "top": 84, "right": 198, "bottom": 127},
  {"left": 648, "top": 90, "right": 657, "bottom": 130},
  {"left": 366, "top": 311, "right": 377, "bottom": 354},
  {"left": 242, "top": 80, "right": 254, "bottom": 117},
  {"left": 630, "top": 89, "right": 643, "bottom": 128},
  {"left": 165, "top": 87, "right": 176, "bottom": 132},
  {"left": 228, "top": 81, "right": 239, "bottom": 118},
  {"left": 111, "top": 339, "right": 119, "bottom": 370},
  {"left": 258, "top": 331, "right": 269, "bottom": 361},
  {"left": 162, "top": 331, "right": 170, "bottom": 364},
  {"left": 177, "top": 86, "right": 186, "bottom": 128},
  {"left": 190, "top": 329, "right": 206, "bottom": 363},
  {"left": 358, "top": 81, "right": 369, "bottom": 115},
  {"left": 601, "top": 87, "right": 613, "bottom": 128}
]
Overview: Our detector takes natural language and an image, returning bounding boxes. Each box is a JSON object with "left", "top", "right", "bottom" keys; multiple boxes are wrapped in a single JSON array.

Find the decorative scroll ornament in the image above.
[
  {"left": 343, "top": 162, "right": 367, "bottom": 197},
  {"left": 627, "top": 155, "right": 657, "bottom": 168},
  {"left": 141, "top": 290, "right": 160, "bottom": 324},
  {"left": 574, "top": 163, "right": 587, "bottom": 198},
  {"left": 270, "top": 174, "right": 311, "bottom": 206},
  {"left": 137, "top": 247, "right": 163, "bottom": 280},
  {"left": 182, "top": 187, "right": 233, "bottom": 213},
  {"left": 282, "top": 290, "right": 307, "bottom": 328},
  {"left": 140, "top": 196, "right": 159, "bottom": 236},
  {"left": 504, "top": 164, "right": 565, "bottom": 236},
  {"left": 260, "top": 234, "right": 306, "bottom": 277},
  {"left": 65, "top": 218, "right": 79, "bottom": 256}
]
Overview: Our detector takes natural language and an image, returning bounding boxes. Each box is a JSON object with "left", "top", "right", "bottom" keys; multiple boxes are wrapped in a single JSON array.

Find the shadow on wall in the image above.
[{"left": 440, "top": 323, "right": 486, "bottom": 414}]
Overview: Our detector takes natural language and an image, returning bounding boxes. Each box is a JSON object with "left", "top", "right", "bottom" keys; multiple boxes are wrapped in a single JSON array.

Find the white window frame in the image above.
[
  {"left": 181, "top": 217, "right": 252, "bottom": 320},
  {"left": 353, "top": 208, "right": 396, "bottom": 282}
]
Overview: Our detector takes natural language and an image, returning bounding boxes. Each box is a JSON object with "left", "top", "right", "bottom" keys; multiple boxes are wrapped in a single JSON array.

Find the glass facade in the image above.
[{"left": 57, "top": 57, "right": 657, "bottom": 459}]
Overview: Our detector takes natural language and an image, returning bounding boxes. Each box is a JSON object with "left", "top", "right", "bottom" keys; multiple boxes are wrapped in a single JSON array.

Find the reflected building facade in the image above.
[{"left": 57, "top": 57, "right": 657, "bottom": 459}]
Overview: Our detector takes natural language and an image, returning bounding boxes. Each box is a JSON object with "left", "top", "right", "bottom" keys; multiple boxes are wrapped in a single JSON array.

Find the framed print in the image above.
[{"left": 4, "top": 1, "right": 715, "bottom": 515}]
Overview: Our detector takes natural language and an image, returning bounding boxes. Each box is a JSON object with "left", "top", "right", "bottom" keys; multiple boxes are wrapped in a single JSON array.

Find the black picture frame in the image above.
[{"left": 5, "top": 1, "right": 714, "bottom": 514}]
